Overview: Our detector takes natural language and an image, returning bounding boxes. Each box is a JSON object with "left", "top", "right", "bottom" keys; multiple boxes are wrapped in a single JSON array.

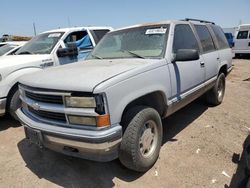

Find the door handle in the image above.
[
  {"left": 200, "top": 61, "right": 205, "bottom": 67},
  {"left": 217, "top": 57, "right": 220, "bottom": 60}
]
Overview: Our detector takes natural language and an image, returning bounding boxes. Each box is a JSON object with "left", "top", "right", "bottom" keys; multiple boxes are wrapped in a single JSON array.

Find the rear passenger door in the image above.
[
  {"left": 194, "top": 24, "right": 219, "bottom": 83},
  {"left": 210, "top": 25, "right": 232, "bottom": 72},
  {"left": 171, "top": 24, "right": 205, "bottom": 99}
]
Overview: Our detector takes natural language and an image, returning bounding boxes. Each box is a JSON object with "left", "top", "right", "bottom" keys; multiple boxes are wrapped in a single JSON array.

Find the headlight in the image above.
[
  {"left": 65, "top": 96, "right": 96, "bottom": 108},
  {"left": 68, "top": 114, "right": 110, "bottom": 127},
  {"left": 65, "top": 94, "right": 106, "bottom": 115}
]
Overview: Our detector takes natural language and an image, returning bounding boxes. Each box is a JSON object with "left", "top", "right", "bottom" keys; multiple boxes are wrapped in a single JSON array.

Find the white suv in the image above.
[{"left": 17, "top": 19, "right": 232, "bottom": 172}]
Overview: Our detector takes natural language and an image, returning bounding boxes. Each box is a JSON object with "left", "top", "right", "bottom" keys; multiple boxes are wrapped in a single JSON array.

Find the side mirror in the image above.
[
  {"left": 57, "top": 43, "right": 78, "bottom": 57},
  {"left": 173, "top": 49, "right": 199, "bottom": 62}
]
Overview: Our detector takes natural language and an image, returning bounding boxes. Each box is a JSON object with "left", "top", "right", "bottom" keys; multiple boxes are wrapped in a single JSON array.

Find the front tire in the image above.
[
  {"left": 206, "top": 73, "right": 226, "bottom": 106},
  {"left": 8, "top": 88, "right": 21, "bottom": 120},
  {"left": 119, "top": 106, "right": 163, "bottom": 172}
]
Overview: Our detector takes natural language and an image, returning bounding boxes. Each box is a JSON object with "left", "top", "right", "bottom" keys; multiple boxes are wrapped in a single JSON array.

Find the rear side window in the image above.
[
  {"left": 210, "top": 25, "right": 229, "bottom": 49},
  {"left": 90, "top": 30, "right": 110, "bottom": 44},
  {"left": 173, "top": 24, "right": 199, "bottom": 53},
  {"left": 194, "top": 25, "right": 215, "bottom": 53},
  {"left": 237, "top": 31, "right": 249, "bottom": 39}
]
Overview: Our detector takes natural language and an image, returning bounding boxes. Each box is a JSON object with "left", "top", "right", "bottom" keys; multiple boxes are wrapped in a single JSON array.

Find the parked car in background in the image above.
[
  {"left": 224, "top": 32, "right": 234, "bottom": 48},
  {"left": 0, "top": 26, "right": 112, "bottom": 119},
  {"left": 0, "top": 43, "right": 7, "bottom": 47},
  {"left": 17, "top": 19, "right": 232, "bottom": 172},
  {"left": 233, "top": 24, "right": 250, "bottom": 56},
  {"left": 0, "top": 41, "right": 26, "bottom": 56}
]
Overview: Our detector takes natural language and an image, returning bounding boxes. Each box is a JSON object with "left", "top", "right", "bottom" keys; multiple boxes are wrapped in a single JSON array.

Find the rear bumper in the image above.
[
  {"left": 17, "top": 108, "right": 122, "bottom": 162},
  {"left": 0, "top": 98, "right": 7, "bottom": 116}
]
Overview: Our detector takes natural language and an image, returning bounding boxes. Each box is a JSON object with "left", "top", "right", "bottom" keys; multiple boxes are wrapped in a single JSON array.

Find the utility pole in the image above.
[{"left": 33, "top": 22, "right": 37, "bottom": 36}]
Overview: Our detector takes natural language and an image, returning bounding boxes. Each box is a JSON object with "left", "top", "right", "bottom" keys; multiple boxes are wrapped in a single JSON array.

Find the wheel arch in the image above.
[{"left": 120, "top": 91, "right": 168, "bottom": 127}]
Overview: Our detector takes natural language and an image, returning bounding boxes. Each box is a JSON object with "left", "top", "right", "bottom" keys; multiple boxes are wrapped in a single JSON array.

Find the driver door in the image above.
[
  {"left": 169, "top": 24, "right": 205, "bottom": 101},
  {"left": 57, "top": 30, "right": 93, "bottom": 65}
]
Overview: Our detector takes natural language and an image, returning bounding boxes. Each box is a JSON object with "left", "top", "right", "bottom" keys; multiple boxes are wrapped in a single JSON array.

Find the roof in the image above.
[
  {"left": 113, "top": 19, "right": 212, "bottom": 32},
  {"left": 42, "top": 26, "right": 113, "bottom": 34},
  {"left": 0, "top": 41, "right": 27, "bottom": 46}
]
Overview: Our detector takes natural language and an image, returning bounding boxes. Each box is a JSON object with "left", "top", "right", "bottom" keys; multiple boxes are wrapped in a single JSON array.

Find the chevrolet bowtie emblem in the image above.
[{"left": 32, "top": 102, "right": 40, "bottom": 110}]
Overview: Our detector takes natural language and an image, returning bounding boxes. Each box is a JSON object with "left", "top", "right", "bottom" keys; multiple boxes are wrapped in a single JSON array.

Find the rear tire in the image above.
[
  {"left": 206, "top": 73, "right": 225, "bottom": 106},
  {"left": 7, "top": 88, "right": 21, "bottom": 120},
  {"left": 119, "top": 106, "right": 162, "bottom": 172}
]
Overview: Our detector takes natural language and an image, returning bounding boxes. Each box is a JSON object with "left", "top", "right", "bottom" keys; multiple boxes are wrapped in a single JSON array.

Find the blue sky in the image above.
[{"left": 0, "top": 0, "right": 249, "bottom": 36}]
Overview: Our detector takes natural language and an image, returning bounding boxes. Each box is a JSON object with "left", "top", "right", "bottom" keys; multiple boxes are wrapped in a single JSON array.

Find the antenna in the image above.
[
  {"left": 33, "top": 22, "right": 37, "bottom": 36},
  {"left": 67, "top": 16, "right": 71, "bottom": 27}
]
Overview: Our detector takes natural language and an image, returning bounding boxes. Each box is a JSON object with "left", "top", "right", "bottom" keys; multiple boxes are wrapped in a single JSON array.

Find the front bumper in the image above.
[
  {"left": 0, "top": 98, "right": 7, "bottom": 116},
  {"left": 16, "top": 108, "right": 122, "bottom": 162}
]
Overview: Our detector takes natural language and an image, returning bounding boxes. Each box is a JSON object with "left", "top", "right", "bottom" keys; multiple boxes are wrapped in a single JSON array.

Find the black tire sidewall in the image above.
[
  {"left": 135, "top": 109, "right": 162, "bottom": 168},
  {"left": 8, "top": 89, "right": 21, "bottom": 120},
  {"left": 119, "top": 106, "right": 163, "bottom": 172},
  {"left": 215, "top": 73, "right": 225, "bottom": 104}
]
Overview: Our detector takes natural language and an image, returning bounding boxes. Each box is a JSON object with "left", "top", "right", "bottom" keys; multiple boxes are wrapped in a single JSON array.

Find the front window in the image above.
[
  {"left": 87, "top": 24, "right": 169, "bottom": 59},
  {"left": 0, "top": 44, "right": 15, "bottom": 56},
  {"left": 237, "top": 31, "right": 249, "bottom": 39},
  {"left": 16, "top": 32, "right": 64, "bottom": 55}
]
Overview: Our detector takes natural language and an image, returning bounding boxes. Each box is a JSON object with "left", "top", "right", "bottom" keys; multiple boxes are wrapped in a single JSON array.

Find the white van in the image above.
[{"left": 233, "top": 24, "right": 250, "bottom": 55}]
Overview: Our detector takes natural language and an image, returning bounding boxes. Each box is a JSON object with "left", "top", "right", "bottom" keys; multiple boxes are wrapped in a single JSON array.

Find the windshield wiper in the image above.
[
  {"left": 123, "top": 50, "right": 145, "bottom": 59},
  {"left": 18, "top": 51, "right": 33, "bottom": 55},
  {"left": 91, "top": 54, "right": 103, "bottom": 59}
]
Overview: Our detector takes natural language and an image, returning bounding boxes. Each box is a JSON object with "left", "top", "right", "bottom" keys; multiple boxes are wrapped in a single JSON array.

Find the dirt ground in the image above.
[{"left": 0, "top": 59, "right": 249, "bottom": 188}]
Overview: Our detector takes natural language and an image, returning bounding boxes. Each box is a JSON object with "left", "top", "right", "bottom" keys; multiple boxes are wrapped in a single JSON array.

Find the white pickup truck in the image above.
[{"left": 0, "top": 26, "right": 112, "bottom": 118}]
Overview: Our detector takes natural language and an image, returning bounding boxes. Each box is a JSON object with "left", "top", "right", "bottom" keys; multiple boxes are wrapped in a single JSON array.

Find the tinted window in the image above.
[
  {"left": 173, "top": 24, "right": 199, "bottom": 53},
  {"left": 91, "top": 30, "right": 110, "bottom": 43},
  {"left": 194, "top": 25, "right": 215, "bottom": 53},
  {"left": 210, "top": 25, "right": 229, "bottom": 49},
  {"left": 237, "top": 31, "right": 249, "bottom": 39}
]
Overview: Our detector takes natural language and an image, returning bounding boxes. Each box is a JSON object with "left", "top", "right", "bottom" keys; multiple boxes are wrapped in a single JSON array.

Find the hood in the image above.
[
  {"left": 0, "top": 54, "right": 52, "bottom": 69},
  {"left": 20, "top": 59, "right": 152, "bottom": 92}
]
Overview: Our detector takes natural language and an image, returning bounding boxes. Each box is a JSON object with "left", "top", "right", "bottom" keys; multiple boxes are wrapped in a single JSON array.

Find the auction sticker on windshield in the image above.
[
  {"left": 145, "top": 28, "right": 167, "bottom": 35},
  {"left": 48, "top": 33, "right": 61, "bottom": 38}
]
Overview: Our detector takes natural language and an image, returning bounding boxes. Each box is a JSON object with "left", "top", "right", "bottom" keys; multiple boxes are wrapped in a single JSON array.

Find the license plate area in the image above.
[{"left": 24, "top": 127, "right": 42, "bottom": 146}]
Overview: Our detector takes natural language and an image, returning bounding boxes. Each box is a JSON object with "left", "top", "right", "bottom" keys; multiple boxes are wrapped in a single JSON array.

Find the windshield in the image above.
[
  {"left": 16, "top": 32, "right": 64, "bottom": 55},
  {"left": 87, "top": 24, "right": 169, "bottom": 59},
  {"left": 0, "top": 44, "right": 15, "bottom": 56}
]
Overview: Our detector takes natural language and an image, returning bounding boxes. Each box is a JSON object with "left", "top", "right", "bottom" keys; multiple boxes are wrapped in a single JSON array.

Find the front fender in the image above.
[
  {"left": 0, "top": 67, "right": 42, "bottom": 97},
  {"left": 99, "top": 65, "right": 171, "bottom": 125}
]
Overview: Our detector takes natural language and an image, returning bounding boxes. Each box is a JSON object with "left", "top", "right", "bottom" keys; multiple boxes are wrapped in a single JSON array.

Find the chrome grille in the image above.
[
  {"left": 19, "top": 84, "right": 98, "bottom": 128},
  {"left": 25, "top": 91, "right": 63, "bottom": 104},
  {"left": 28, "top": 107, "right": 66, "bottom": 123}
]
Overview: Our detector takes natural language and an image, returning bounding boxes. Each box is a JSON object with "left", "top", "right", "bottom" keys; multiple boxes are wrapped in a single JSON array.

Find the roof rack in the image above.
[{"left": 182, "top": 18, "right": 215, "bottom": 25}]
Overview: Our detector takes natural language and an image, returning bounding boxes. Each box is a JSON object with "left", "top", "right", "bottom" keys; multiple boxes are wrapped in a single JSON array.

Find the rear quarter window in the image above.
[
  {"left": 210, "top": 25, "right": 229, "bottom": 49},
  {"left": 90, "top": 30, "right": 110, "bottom": 44},
  {"left": 194, "top": 25, "right": 216, "bottom": 53}
]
